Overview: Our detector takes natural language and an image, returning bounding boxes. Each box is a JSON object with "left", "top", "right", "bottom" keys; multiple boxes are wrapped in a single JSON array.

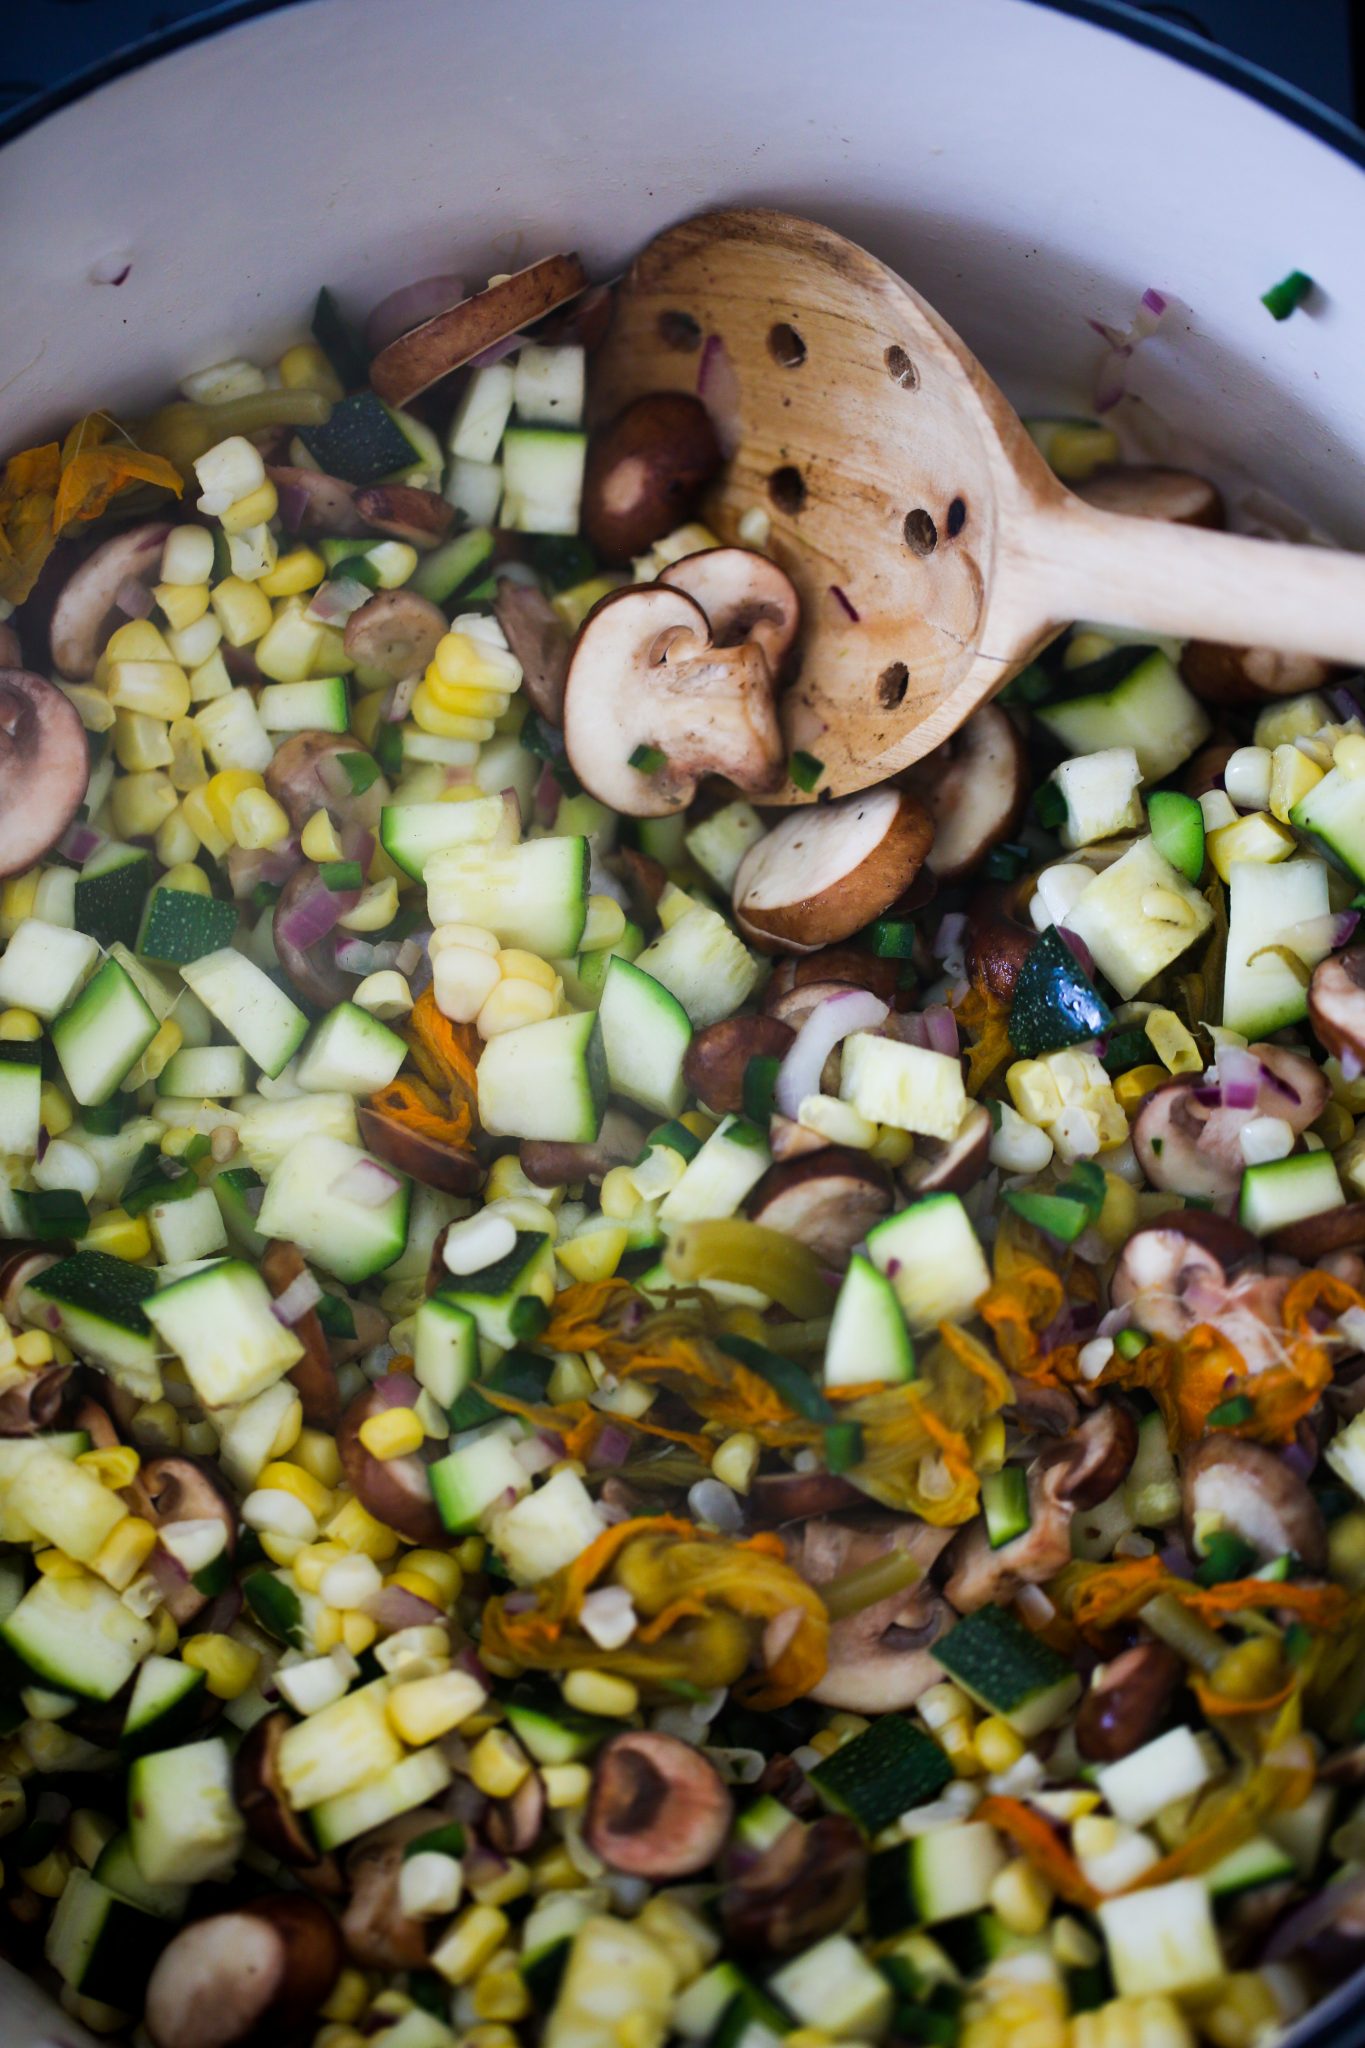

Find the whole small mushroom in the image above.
[
  {"left": 144, "top": 1893, "right": 343, "bottom": 2048},
  {"left": 1310, "top": 948, "right": 1365, "bottom": 1068},
  {"left": 562, "top": 583, "right": 785, "bottom": 816},
  {"left": 265, "top": 729, "right": 390, "bottom": 834},
  {"left": 582, "top": 393, "right": 722, "bottom": 562},
  {"left": 1183, "top": 1435, "right": 1326, "bottom": 1573},
  {"left": 48, "top": 521, "right": 172, "bottom": 677},
  {"left": 586, "top": 1730, "right": 733, "bottom": 1877},
  {"left": 0, "top": 670, "right": 90, "bottom": 878},
  {"left": 734, "top": 789, "right": 935, "bottom": 954},
  {"left": 901, "top": 704, "right": 1029, "bottom": 882}
]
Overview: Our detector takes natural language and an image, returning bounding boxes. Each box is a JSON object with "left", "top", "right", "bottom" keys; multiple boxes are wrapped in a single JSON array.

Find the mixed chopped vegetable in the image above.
[{"left": 0, "top": 251, "right": 1362, "bottom": 2048}]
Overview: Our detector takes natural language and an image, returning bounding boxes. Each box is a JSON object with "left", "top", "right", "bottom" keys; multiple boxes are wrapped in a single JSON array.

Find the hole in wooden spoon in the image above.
[
  {"left": 902, "top": 508, "right": 938, "bottom": 555},
  {"left": 767, "top": 322, "right": 807, "bottom": 368},
  {"left": 877, "top": 662, "right": 909, "bottom": 708},
  {"left": 884, "top": 344, "right": 919, "bottom": 389},
  {"left": 768, "top": 465, "right": 807, "bottom": 515},
  {"left": 657, "top": 310, "right": 702, "bottom": 351}
]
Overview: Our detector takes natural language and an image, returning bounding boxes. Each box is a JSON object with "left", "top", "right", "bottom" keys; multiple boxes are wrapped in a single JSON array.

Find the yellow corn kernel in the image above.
[
  {"left": 386, "top": 1567, "right": 446, "bottom": 1608},
  {"left": 784, "top": 2033, "right": 835, "bottom": 2048},
  {"left": 0, "top": 873, "right": 41, "bottom": 940},
  {"left": 318, "top": 1967, "right": 370, "bottom": 2026},
  {"left": 0, "top": 1006, "right": 41, "bottom": 1042},
  {"left": 1095, "top": 1171, "right": 1140, "bottom": 1251},
  {"left": 562, "top": 1669, "right": 638, "bottom": 1718},
  {"left": 1315, "top": 1099, "right": 1354, "bottom": 1151},
  {"left": 463, "top": 2029, "right": 520, "bottom": 2048},
  {"left": 494, "top": 949, "right": 557, "bottom": 993},
  {"left": 431, "top": 1903, "right": 510, "bottom": 1986},
  {"left": 410, "top": 684, "right": 496, "bottom": 742},
  {"left": 211, "top": 575, "right": 273, "bottom": 647},
  {"left": 338, "top": 878, "right": 400, "bottom": 933},
  {"left": 1007, "top": 1059, "right": 1063, "bottom": 1126},
  {"left": 472, "top": 1969, "right": 532, "bottom": 2023},
  {"left": 107, "top": 618, "right": 173, "bottom": 663},
  {"left": 580, "top": 894, "right": 627, "bottom": 953},
  {"left": 710, "top": 1431, "right": 760, "bottom": 1495},
  {"left": 13, "top": 1329, "right": 53, "bottom": 1368},
  {"left": 403, "top": 1551, "right": 464, "bottom": 1605},
  {"left": 113, "top": 711, "right": 173, "bottom": 772},
  {"left": 358, "top": 1407, "right": 425, "bottom": 1460},
  {"left": 974, "top": 1716, "right": 1027, "bottom": 1775},
  {"left": 1268, "top": 742, "right": 1324, "bottom": 823},
  {"left": 107, "top": 656, "right": 193, "bottom": 722},
  {"left": 293, "top": 1543, "right": 348, "bottom": 1593},
  {"left": 468, "top": 1728, "right": 532, "bottom": 1799},
  {"left": 534, "top": 1763, "right": 590, "bottom": 1812},
  {"left": 180, "top": 1633, "right": 261, "bottom": 1700},
  {"left": 556, "top": 1225, "right": 627, "bottom": 1284},
  {"left": 76, "top": 1446, "right": 141, "bottom": 1490},
  {"left": 155, "top": 583, "right": 211, "bottom": 634},
  {"left": 90, "top": 1516, "right": 159, "bottom": 1592},
  {"left": 277, "top": 341, "right": 345, "bottom": 399},
  {"left": 1335, "top": 734, "right": 1365, "bottom": 777},
  {"left": 129, "top": 1018, "right": 183, "bottom": 1086},
  {"left": 231, "top": 787, "right": 292, "bottom": 851},
  {"left": 34, "top": 1550, "right": 86, "bottom": 1580},
  {"left": 421, "top": 667, "right": 508, "bottom": 719},
  {"left": 314, "top": 2029, "right": 366, "bottom": 2048},
  {"left": 259, "top": 546, "right": 327, "bottom": 599},
  {"left": 257, "top": 1462, "right": 334, "bottom": 1522},
  {"left": 36, "top": 1083, "right": 73, "bottom": 1141},
  {"left": 596, "top": 1166, "right": 640, "bottom": 1221},
  {"left": 456, "top": 1535, "right": 486, "bottom": 1573},
  {"left": 205, "top": 768, "right": 266, "bottom": 836},
  {"left": 312, "top": 1606, "right": 344, "bottom": 1653},
  {"left": 293, "top": 1428, "right": 343, "bottom": 1490},
  {"left": 341, "top": 1611, "right": 378, "bottom": 1656},
  {"left": 324, "top": 1493, "right": 402, "bottom": 1560},
  {"left": 179, "top": 783, "right": 230, "bottom": 857},
  {"left": 477, "top": 979, "right": 556, "bottom": 1037},
  {"left": 1114, "top": 1064, "right": 1168, "bottom": 1113},
  {"left": 389, "top": 1669, "right": 487, "bottom": 1746},
  {"left": 1071, "top": 1996, "right": 1195, "bottom": 2048},
  {"left": 941, "top": 1721, "right": 981, "bottom": 1775},
  {"left": 432, "top": 631, "right": 501, "bottom": 689},
  {"left": 808, "top": 1729, "right": 842, "bottom": 1758},
  {"left": 148, "top": 1607, "right": 177, "bottom": 1657},
  {"left": 301, "top": 808, "right": 345, "bottom": 862},
  {"left": 109, "top": 768, "right": 179, "bottom": 841},
  {"left": 21, "top": 1848, "right": 72, "bottom": 1899},
  {"left": 468, "top": 1859, "right": 530, "bottom": 1909},
  {"left": 259, "top": 1533, "right": 305, "bottom": 1568}
]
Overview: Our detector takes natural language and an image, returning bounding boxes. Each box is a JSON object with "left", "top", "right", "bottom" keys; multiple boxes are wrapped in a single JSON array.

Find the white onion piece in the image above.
[
  {"left": 774, "top": 987, "right": 889, "bottom": 1119},
  {"left": 269, "top": 1269, "right": 322, "bottom": 1326},
  {"left": 580, "top": 1585, "right": 637, "bottom": 1650},
  {"left": 333, "top": 1158, "right": 404, "bottom": 1208}
]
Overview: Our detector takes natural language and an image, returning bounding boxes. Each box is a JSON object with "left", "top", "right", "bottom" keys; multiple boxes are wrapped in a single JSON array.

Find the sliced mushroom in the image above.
[
  {"left": 734, "top": 790, "right": 935, "bottom": 954},
  {"left": 899, "top": 1102, "right": 992, "bottom": 1198},
  {"left": 48, "top": 521, "right": 173, "bottom": 678},
  {"left": 1110, "top": 1211, "right": 1291, "bottom": 1376},
  {"left": 343, "top": 588, "right": 448, "bottom": 687},
  {"left": 1037, "top": 1402, "right": 1139, "bottom": 1510},
  {"left": 0, "top": 623, "right": 20, "bottom": 667},
  {"left": 1180, "top": 640, "right": 1337, "bottom": 708},
  {"left": 901, "top": 704, "right": 1029, "bottom": 882},
  {"left": 486, "top": 1767, "right": 547, "bottom": 1856},
  {"left": 272, "top": 865, "right": 354, "bottom": 1009},
  {"left": 748, "top": 1471, "right": 865, "bottom": 1525},
  {"left": 0, "top": 670, "right": 90, "bottom": 878},
  {"left": 0, "top": 1361, "right": 70, "bottom": 1436},
  {"left": 659, "top": 549, "right": 801, "bottom": 674},
  {"left": 353, "top": 483, "right": 454, "bottom": 549},
  {"left": 261, "top": 1239, "right": 338, "bottom": 1428},
  {"left": 519, "top": 1109, "right": 647, "bottom": 1188},
  {"left": 234, "top": 1710, "right": 332, "bottom": 1870},
  {"left": 1270, "top": 1202, "right": 1365, "bottom": 1262},
  {"left": 563, "top": 584, "right": 783, "bottom": 816},
  {"left": 585, "top": 1730, "right": 733, "bottom": 1878},
  {"left": 746, "top": 1149, "right": 892, "bottom": 1268},
  {"left": 683, "top": 1015, "right": 795, "bottom": 1116},
  {"left": 1183, "top": 1435, "right": 1326, "bottom": 1572},
  {"left": 582, "top": 394, "right": 722, "bottom": 563},
  {"left": 1075, "top": 1642, "right": 1184, "bottom": 1762},
  {"left": 790, "top": 1513, "right": 955, "bottom": 1711},
  {"left": 768, "top": 1114, "right": 833, "bottom": 1163},
  {"left": 134, "top": 1455, "right": 239, "bottom": 1625},
  {"left": 265, "top": 729, "right": 390, "bottom": 834},
  {"left": 1005, "top": 1375, "right": 1080, "bottom": 1438},
  {"left": 144, "top": 1893, "right": 343, "bottom": 2048},
  {"left": 370, "top": 252, "right": 589, "bottom": 408},
  {"left": 337, "top": 1380, "right": 445, "bottom": 1546},
  {"left": 268, "top": 464, "right": 367, "bottom": 537},
  {"left": 1310, "top": 948, "right": 1365, "bottom": 1067},
  {"left": 722, "top": 1814, "right": 866, "bottom": 1955},
  {"left": 357, "top": 1101, "right": 483, "bottom": 1195},
  {"left": 342, "top": 1812, "right": 446, "bottom": 1969},
  {"left": 611, "top": 844, "right": 668, "bottom": 919},
  {"left": 763, "top": 950, "right": 904, "bottom": 1011},
  {"left": 1132, "top": 1047, "right": 1328, "bottom": 1203},
  {"left": 494, "top": 578, "right": 571, "bottom": 725},
  {"left": 1075, "top": 465, "right": 1224, "bottom": 529}
]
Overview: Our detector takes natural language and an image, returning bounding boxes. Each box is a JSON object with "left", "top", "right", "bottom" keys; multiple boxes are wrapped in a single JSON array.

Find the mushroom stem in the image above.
[{"left": 644, "top": 637, "right": 784, "bottom": 796}]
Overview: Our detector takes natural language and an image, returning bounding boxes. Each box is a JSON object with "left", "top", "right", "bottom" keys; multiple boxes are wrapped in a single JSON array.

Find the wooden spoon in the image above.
[{"left": 590, "top": 208, "right": 1365, "bottom": 801}]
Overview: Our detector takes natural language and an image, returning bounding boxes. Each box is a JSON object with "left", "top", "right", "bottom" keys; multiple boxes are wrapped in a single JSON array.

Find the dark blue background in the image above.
[{"left": 0, "top": 0, "right": 1360, "bottom": 125}]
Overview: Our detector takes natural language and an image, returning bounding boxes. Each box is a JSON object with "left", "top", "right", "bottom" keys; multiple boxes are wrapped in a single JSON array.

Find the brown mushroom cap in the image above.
[
  {"left": 899, "top": 1102, "right": 992, "bottom": 1198},
  {"left": 261, "top": 1239, "right": 339, "bottom": 1428},
  {"left": 585, "top": 1730, "right": 733, "bottom": 1877},
  {"left": 1183, "top": 743, "right": 1237, "bottom": 800},
  {"left": 722, "top": 1813, "right": 867, "bottom": 1955},
  {"left": 342, "top": 1812, "right": 445, "bottom": 1969},
  {"left": 272, "top": 864, "right": 354, "bottom": 1009},
  {"left": 370, "top": 252, "right": 589, "bottom": 408},
  {"left": 1270, "top": 1201, "right": 1365, "bottom": 1262},
  {"left": 0, "top": 1360, "right": 70, "bottom": 1436},
  {"left": 1180, "top": 640, "right": 1337, "bottom": 708},
  {"left": 790, "top": 1513, "right": 955, "bottom": 1711},
  {"left": 486, "top": 1767, "right": 547, "bottom": 1856},
  {"left": 1183, "top": 1435, "right": 1326, "bottom": 1572},
  {"left": 268, "top": 464, "right": 367, "bottom": 537},
  {"left": 343, "top": 588, "right": 448, "bottom": 687},
  {"left": 746, "top": 1148, "right": 892, "bottom": 1268},
  {"left": 1075, "top": 465, "right": 1224, "bottom": 529},
  {"left": 683, "top": 1015, "right": 796, "bottom": 1116},
  {"left": 582, "top": 394, "right": 722, "bottom": 562},
  {"left": 357, "top": 1101, "right": 483, "bottom": 1195},
  {"left": 0, "top": 669, "right": 90, "bottom": 879},
  {"left": 734, "top": 790, "right": 934, "bottom": 954},
  {"left": 763, "top": 949, "right": 903, "bottom": 1011},
  {"left": 518, "top": 1108, "right": 647, "bottom": 1188},
  {"left": 234, "top": 1710, "right": 330, "bottom": 1869},
  {"left": 1075, "top": 1642, "right": 1184, "bottom": 1763},
  {"left": 144, "top": 1893, "right": 343, "bottom": 2048},
  {"left": 563, "top": 584, "right": 783, "bottom": 817},
  {"left": 747, "top": 1471, "right": 866, "bottom": 1524},
  {"left": 659, "top": 549, "right": 801, "bottom": 674},
  {"left": 901, "top": 704, "right": 1029, "bottom": 883},
  {"left": 1310, "top": 948, "right": 1365, "bottom": 1067},
  {"left": 1037, "top": 1401, "right": 1139, "bottom": 1511},
  {"left": 265, "top": 728, "right": 390, "bottom": 834},
  {"left": 48, "top": 521, "right": 172, "bottom": 678},
  {"left": 134, "top": 1454, "right": 239, "bottom": 1625},
  {"left": 493, "top": 579, "right": 571, "bottom": 725},
  {"left": 352, "top": 483, "right": 454, "bottom": 550},
  {"left": 336, "top": 1381, "right": 445, "bottom": 1546}
]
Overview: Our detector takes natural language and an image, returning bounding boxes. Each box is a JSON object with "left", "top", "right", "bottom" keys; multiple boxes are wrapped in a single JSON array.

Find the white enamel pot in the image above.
[{"left": 1, "top": 1, "right": 1364, "bottom": 2041}]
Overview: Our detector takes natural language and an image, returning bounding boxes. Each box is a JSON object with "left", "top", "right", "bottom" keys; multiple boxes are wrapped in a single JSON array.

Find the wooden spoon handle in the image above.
[{"left": 1019, "top": 494, "right": 1365, "bottom": 663}]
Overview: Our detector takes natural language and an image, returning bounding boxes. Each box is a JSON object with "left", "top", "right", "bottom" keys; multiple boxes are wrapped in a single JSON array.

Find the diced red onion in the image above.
[
  {"left": 696, "top": 334, "right": 741, "bottom": 456},
  {"left": 270, "top": 1269, "right": 323, "bottom": 1326},
  {"left": 307, "top": 575, "right": 371, "bottom": 628},
  {"left": 368, "top": 1584, "right": 444, "bottom": 1633},
  {"left": 921, "top": 1004, "right": 959, "bottom": 1057},
  {"left": 1090, "top": 286, "right": 1170, "bottom": 413},
  {"left": 365, "top": 273, "right": 465, "bottom": 355},
  {"left": 1215, "top": 1044, "right": 1262, "bottom": 1097},
  {"left": 334, "top": 937, "right": 377, "bottom": 975},
  {"left": 1342, "top": 1047, "right": 1364, "bottom": 1083},
  {"left": 589, "top": 1423, "right": 633, "bottom": 1469},
  {"left": 1056, "top": 924, "right": 1094, "bottom": 977},
  {"left": 775, "top": 987, "right": 890, "bottom": 1118},
  {"left": 333, "top": 1157, "right": 404, "bottom": 1207},
  {"left": 243, "top": 1185, "right": 265, "bottom": 1216},
  {"left": 469, "top": 331, "right": 526, "bottom": 369},
  {"left": 341, "top": 824, "right": 376, "bottom": 870},
  {"left": 274, "top": 477, "right": 312, "bottom": 532},
  {"left": 371, "top": 1370, "right": 421, "bottom": 1410},
  {"left": 931, "top": 912, "right": 968, "bottom": 962},
  {"left": 1140, "top": 288, "right": 1169, "bottom": 318},
  {"left": 114, "top": 575, "right": 154, "bottom": 619},
  {"left": 1334, "top": 909, "right": 1362, "bottom": 949},
  {"left": 1329, "top": 683, "right": 1365, "bottom": 723},
  {"left": 58, "top": 820, "right": 106, "bottom": 865},
  {"left": 1157, "top": 1540, "right": 1195, "bottom": 1578},
  {"left": 384, "top": 673, "right": 419, "bottom": 722},
  {"left": 277, "top": 877, "right": 347, "bottom": 951},
  {"left": 396, "top": 936, "right": 425, "bottom": 977},
  {"left": 533, "top": 763, "right": 562, "bottom": 825},
  {"left": 829, "top": 585, "right": 860, "bottom": 622},
  {"left": 227, "top": 839, "right": 301, "bottom": 898},
  {"left": 512, "top": 1434, "right": 559, "bottom": 1477},
  {"left": 35, "top": 1126, "right": 50, "bottom": 1163},
  {"left": 1192, "top": 1080, "right": 1257, "bottom": 1110}
]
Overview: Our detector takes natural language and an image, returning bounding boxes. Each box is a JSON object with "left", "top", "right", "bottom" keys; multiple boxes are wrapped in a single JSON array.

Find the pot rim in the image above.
[{"left": 0, "top": 0, "right": 1362, "bottom": 168}]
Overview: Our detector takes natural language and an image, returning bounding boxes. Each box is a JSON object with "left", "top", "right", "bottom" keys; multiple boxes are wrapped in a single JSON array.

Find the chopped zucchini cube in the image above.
[
  {"left": 934, "top": 1604, "right": 1080, "bottom": 1737},
  {"left": 1097, "top": 1877, "right": 1225, "bottom": 2000},
  {"left": 143, "top": 1259, "right": 304, "bottom": 1409}
]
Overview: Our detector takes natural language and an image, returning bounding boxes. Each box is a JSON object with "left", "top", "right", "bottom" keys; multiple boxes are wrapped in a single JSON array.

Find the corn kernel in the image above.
[
  {"left": 1114, "top": 1064, "right": 1168, "bottom": 1113},
  {"left": 975, "top": 1716, "right": 1027, "bottom": 1774},
  {"left": 155, "top": 583, "right": 211, "bottom": 634},
  {"left": 710, "top": 1431, "right": 760, "bottom": 1495},
  {"left": 76, "top": 1446, "right": 141, "bottom": 1490},
  {"left": 389, "top": 1669, "right": 488, "bottom": 1746},
  {"left": 341, "top": 1612, "right": 378, "bottom": 1656},
  {"left": 34, "top": 1550, "right": 86, "bottom": 1580},
  {"left": 422, "top": 669, "right": 507, "bottom": 719},
  {"left": 231, "top": 787, "right": 293, "bottom": 850},
  {"left": 403, "top": 1551, "right": 464, "bottom": 1605},
  {"left": 319, "top": 1967, "right": 370, "bottom": 2025},
  {"left": 562, "top": 1669, "right": 638, "bottom": 1718},
  {"left": 464, "top": 2029, "right": 520, "bottom": 2048},
  {"left": 210, "top": 575, "right": 273, "bottom": 647},
  {"left": 91, "top": 1516, "right": 159, "bottom": 1591},
  {"left": 22, "top": 1848, "right": 72, "bottom": 1899},
  {"left": 472, "top": 1969, "right": 532, "bottom": 2023},
  {"left": 0, "top": 1006, "right": 41, "bottom": 1041},
  {"left": 468, "top": 1858, "right": 530, "bottom": 1908},
  {"left": 431, "top": 1903, "right": 510, "bottom": 1986},
  {"left": 338, "top": 877, "right": 400, "bottom": 933},
  {"left": 259, "top": 546, "right": 327, "bottom": 599},
  {"left": 468, "top": 1727, "right": 532, "bottom": 1799},
  {"left": 106, "top": 618, "right": 173, "bottom": 663},
  {"left": 181, "top": 1633, "right": 261, "bottom": 1700},
  {"left": 386, "top": 1567, "right": 446, "bottom": 1607},
  {"left": 291, "top": 1429, "right": 343, "bottom": 1491},
  {"left": 278, "top": 342, "right": 344, "bottom": 399},
  {"left": 1206, "top": 810, "right": 1297, "bottom": 883},
  {"left": 1334, "top": 734, "right": 1365, "bottom": 777},
  {"left": 411, "top": 683, "right": 496, "bottom": 741},
  {"left": 14, "top": 1329, "right": 55, "bottom": 1368},
  {"left": 354, "top": 970, "right": 413, "bottom": 1021},
  {"left": 324, "top": 1494, "right": 401, "bottom": 1560},
  {"left": 597, "top": 1166, "right": 640, "bottom": 1221},
  {"left": 293, "top": 1542, "right": 348, "bottom": 1593},
  {"left": 477, "top": 979, "right": 556, "bottom": 1037},
  {"left": 433, "top": 943, "right": 503, "bottom": 1024},
  {"left": 1268, "top": 742, "right": 1324, "bottom": 823},
  {"left": 557, "top": 1225, "right": 627, "bottom": 1284},
  {"left": 259, "top": 1533, "right": 306, "bottom": 1568},
  {"left": 301, "top": 808, "right": 345, "bottom": 862},
  {"left": 919, "top": 1681, "right": 973, "bottom": 1731},
  {"left": 258, "top": 1461, "right": 334, "bottom": 1521},
  {"left": 206, "top": 767, "right": 266, "bottom": 837},
  {"left": 220, "top": 479, "right": 279, "bottom": 536},
  {"left": 180, "top": 783, "right": 231, "bottom": 857},
  {"left": 358, "top": 1407, "right": 426, "bottom": 1460},
  {"left": 0, "top": 873, "right": 41, "bottom": 941},
  {"left": 312, "top": 1606, "right": 344, "bottom": 1653},
  {"left": 1095, "top": 1171, "right": 1140, "bottom": 1251}
]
